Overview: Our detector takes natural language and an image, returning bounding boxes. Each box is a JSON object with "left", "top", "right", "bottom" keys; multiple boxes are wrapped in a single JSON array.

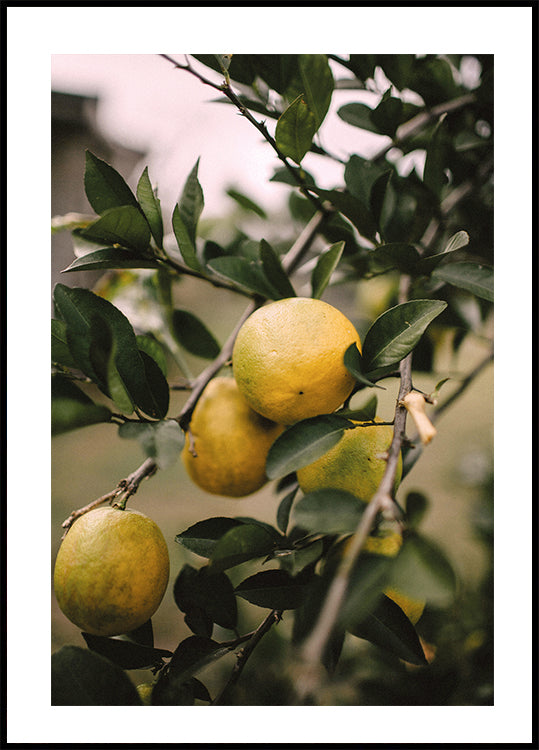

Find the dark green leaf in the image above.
[
  {"left": 175, "top": 517, "right": 245, "bottom": 558},
  {"left": 277, "top": 538, "right": 324, "bottom": 576},
  {"left": 276, "top": 487, "right": 298, "bottom": 534},
  {"left": 52, "top": 646, "right": 142, "bottom": 706},
  {"left": 343, "top": 343, "right": 385, "bottom": 389},
  {"left": 344, "top": 155, "right": 386, "bottom": 208},
  {"left": 51, "top": 319, "right": 76, "bottom": 368},
  {"left": 370, "top": 93, "right": 403, "bottom": 138},
  {"left": 368, "top": 243, "right": 420, "bottom": 274},
  {"left": 292, "top": 574, "right": 345, "bottom": 674},
  {"left": 370, "top": 170, "right": 393, "bottom": 236},
  {"left": 361, "top": 300, "right": 447, "bottom": 372},
  {"left": 227, "top": 188, "right": 267, "bottom": 218},
  {"left": 81, "top": 632, "right": 173, "bottom": 670},
  {"left": 348, "top": 594, "right": 427, "bottom": 666},
  {"left": 53, "top": 284, "right": 169, "bottom": 418},
  {"left": 172, "top": 309, "right": 221, "bottom": 359},
  {"left": 81, "top": 206, "right": 151, "bottom": 253},
  {"left": 405, "top": 491, "right": 429, "bottom": 528},
  {"left": 51, "top": 374, "right": 111, "bottom": 435},
  {"left": 235, "top": 569, "right": 307, "bottom": 610},
  {"left": 340, "top": 393, "right": 378, "bottom": 422},
  {"left": 311, "top": 241, "right": 344, "bottom": 299},
  {"left": 166, "top": 636, "right": 234, "bottom": 683},
  {"left": 293, "top": 489, "right": 366, "bottom": 534},
  {"left": 387, "top": 532, "right": 457, "bottom": 607},
  {"left": 259, "top": 239, "right": 296, "bottom": 298},
  {"left": 84, "top": 150, "right": 139, "bottom": 215},
  {"left": 136, "top": 166, "right": 164, "bottom": 248},
  {"left": 207, "top": 256, "right": 280, "bottom": 298},
  {"left": 337, "top": 102, "right": 380, "bottom": 134},
  {"left": 62, "top": 247, "right": 159, "bottom": 273},
  {"left": 309, "top": 187, "right": 378, "bottom": 241},
  {"left": 136, "top": 334, "right": 167, "bottom": 376},
  {"left": 266, "top": 415, "right": 354, "bottom": 480},
  {"left": 340, "top": 552, "right": 395, "bottom": 628},
  {"left": 174, "top": 565, "right": 238, "bottom": 631},
  {"left": 432, "top": 261, "right": 493, "bottom": 302},
  {"left": 118, "top": 419, "right": 183, "bottom": 469},
  {"left": 209, "top": 524, "right": 276, "bottom": 573},
  {"left": 275, "top": 94, "right": 317, "bottom": 164}
]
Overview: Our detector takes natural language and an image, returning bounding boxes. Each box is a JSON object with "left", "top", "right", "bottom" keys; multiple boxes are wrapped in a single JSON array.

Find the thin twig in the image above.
[{"left": 212, "top": 610, "right": 282, "bottom": 705}]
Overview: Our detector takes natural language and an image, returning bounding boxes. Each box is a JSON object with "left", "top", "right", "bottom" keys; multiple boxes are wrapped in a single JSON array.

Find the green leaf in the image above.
[
  {"left": 311, "top": 241, "right": 345, "bottom": 299},
  {"left": 348, "top": 594, "right": 427, "bottom": 666},
  {"left": 277, "top": 538, "right": 325, "bottom": 576},
  {"left": 52, "top": 646, "right": 142, "bottom": 706},
  {"left": 163, "top": 635, "right": 234, "bottom": 685},
  {"left": 172, "top": 309, "right": 221, "bottom": 359},
  {"left": 344, "top": 155, "right": 386, "bottom": 208},
  {"left": 340, "top": 393, "right": 378, "bottom": 422},
  {"left": 337, "top": 102, "right": 380, "bottom": 134},
  {"left": 367, "top": 243, "right": 420, "bottom": 274},
  {"left": 340, "top": 552, "right": 395, "bottom": 628},
  {"left": 53, "top": 284, "right": 169, "bottom": 419},
  {"left": 443, "top": 230, "right": 470, "bottom": 254},
  {"left": 370, "top": 92, "right": 403, "bottom": 138},
  {"left": 136, "top": 335, "right": 167, "bottom": 376},
  {"left": 293, "top": 489, "right": 366, "bottom": 534},
  {"left": 80, "top": 206, "right": 151, "bottom": 253},
  {"left": 51, "top": 319, "right": 76, "bottom": 368},
  {"left": 275, "top": 94, "right": 317, "bottom": 164},
  {"left": 172, "top": 159, "right": 204, "bottom": 270},
  {"left": 175, "top": 517, "right": 245, "bottom": 558},
  {"left": 370, "top": 170, "right": 393, "bottom": 236},
  {"left": 287, "top": 54, "right": 334, "bottom": 130},
  {"left": 433, "top": 261, "right": 493, "bottom": 302},
  {"left": 361, "top": 300, "right": 447, "bottom": 372},
  {"left": 84, "top": 150, "right": 139, "bottom": 215},
  {"left": 343, "top": 343, "right": 385, "bottom": 389},
  {"left": 235, "top": 569, "right": 307, "bottom": 610},
  {"left": 174, "top": 565, "right": 238, "bottom": 631},
  {"left": 276, "top": 487, "right": 298, "bottom": 534},
  {"left": 136, "top": 166, "right": 164, "bottom": 248},
  {"left": 118, "top": 420, "right": 184, "bottom": 470},
  {"left": 81, "top": 632, "right": 173, "bottom": 670},
  {"left": 61, "top": 247, "right": 159, "bottom": 273},
  {"left": 259, "top": 239, "right": 296, "bottom": 298},
  {"left": 207, "top": 256, "right": 280, "bottom": 298},
  {"left": 405, "top": 491, "right": 429, "bottom": 528},
  {"left": 309, "top": 187, "right": 378, "bottom": 241},
  {"left": 51, "top": 374, "right": 111, "bottom": 435},
  {"left": 209, "top": 524, "right": 277, "bottom": 573},
  {"left": 227, "top": 188, "right": 267, "bottom": 219},
  {"left": 172, "top": 205, "right": 202, "bottom": 272},
  {"left": 387, "top": 532, "right": 457, "bottom": 607},
  {"left": 265, "top": 415, "right": 354, "bottom": 480}
]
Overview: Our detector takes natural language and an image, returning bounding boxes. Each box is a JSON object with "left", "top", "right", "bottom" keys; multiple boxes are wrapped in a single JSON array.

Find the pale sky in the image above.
[{"left": 51, "top": 53, "right": 388, "bottom": 218}]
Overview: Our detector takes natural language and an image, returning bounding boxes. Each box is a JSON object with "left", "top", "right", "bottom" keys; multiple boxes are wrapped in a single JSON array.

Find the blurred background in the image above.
[{"left": 51, "top": 54, "right": 494, "bottom": 704}]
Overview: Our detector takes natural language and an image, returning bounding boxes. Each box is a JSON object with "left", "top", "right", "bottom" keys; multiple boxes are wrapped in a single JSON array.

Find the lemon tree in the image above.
[
  {"left": 181, "top": 376, "right": 284, "bottom": 497},
  {"left": 51, "top": 53, "right": 493, "bottom": 710}
]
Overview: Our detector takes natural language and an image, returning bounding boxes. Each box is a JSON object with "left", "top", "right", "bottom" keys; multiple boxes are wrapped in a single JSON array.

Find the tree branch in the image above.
[{"left": 212, "top": 610, "right": 282, "bottom": 705}]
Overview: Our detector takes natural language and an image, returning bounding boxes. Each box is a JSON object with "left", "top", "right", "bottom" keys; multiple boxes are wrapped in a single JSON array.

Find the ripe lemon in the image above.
[
  {"left": 296, "top": 419, "right": 402, "bottom": 502},
  {"left": 182, "top": 376, "right": 284, "bottom": 497},
  {"left": 343, "top": 532, "right": 426, "bottom": 624},
  {"left": 54, "top": 506, "right": 170, "bottom": 636},
  {"left": 232, "top": 297, "right": 361, "bottom": 424}
]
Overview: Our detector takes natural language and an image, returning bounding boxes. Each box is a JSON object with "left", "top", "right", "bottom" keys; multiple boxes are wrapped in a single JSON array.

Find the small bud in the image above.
[{"left": 400, "top": 391, "right": 437, "bottom": 446}]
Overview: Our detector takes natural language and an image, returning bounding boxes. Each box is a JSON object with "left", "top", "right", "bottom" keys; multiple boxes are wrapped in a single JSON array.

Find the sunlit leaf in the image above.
[
  {"left": 311, "top": 241, "right": 344, "bottom": 299},
  {"left": 84, "top": 150, "right": 139, "bottom": 215},
  {"left": 137, "top": 166, "right": 164, "bottom": 248},
  {"left": 62, "top": 248, "right": 159, "bottom": 273},
  {"left": 433, "top": 261, "right": 493, "bottom": 302},
  {"left": 275, "top": 94, "right": 317, "bottom": 164}
]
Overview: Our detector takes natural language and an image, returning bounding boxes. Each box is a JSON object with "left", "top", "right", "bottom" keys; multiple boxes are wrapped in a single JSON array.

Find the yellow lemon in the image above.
[
  {"left": 136, "top": 682, "right": 154, "bottom": 705},
  {"left": 232, "top": 297, "right": 361, "bottom": 425},
  {"left": 297, "top": 419, "right": 402, "bottom": 502},
  {"left": 182, "top": 376, "right": 284, "bottom": 497},
  {"left": 54, "top": 507, "right": 170, "bottom": 636}
]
